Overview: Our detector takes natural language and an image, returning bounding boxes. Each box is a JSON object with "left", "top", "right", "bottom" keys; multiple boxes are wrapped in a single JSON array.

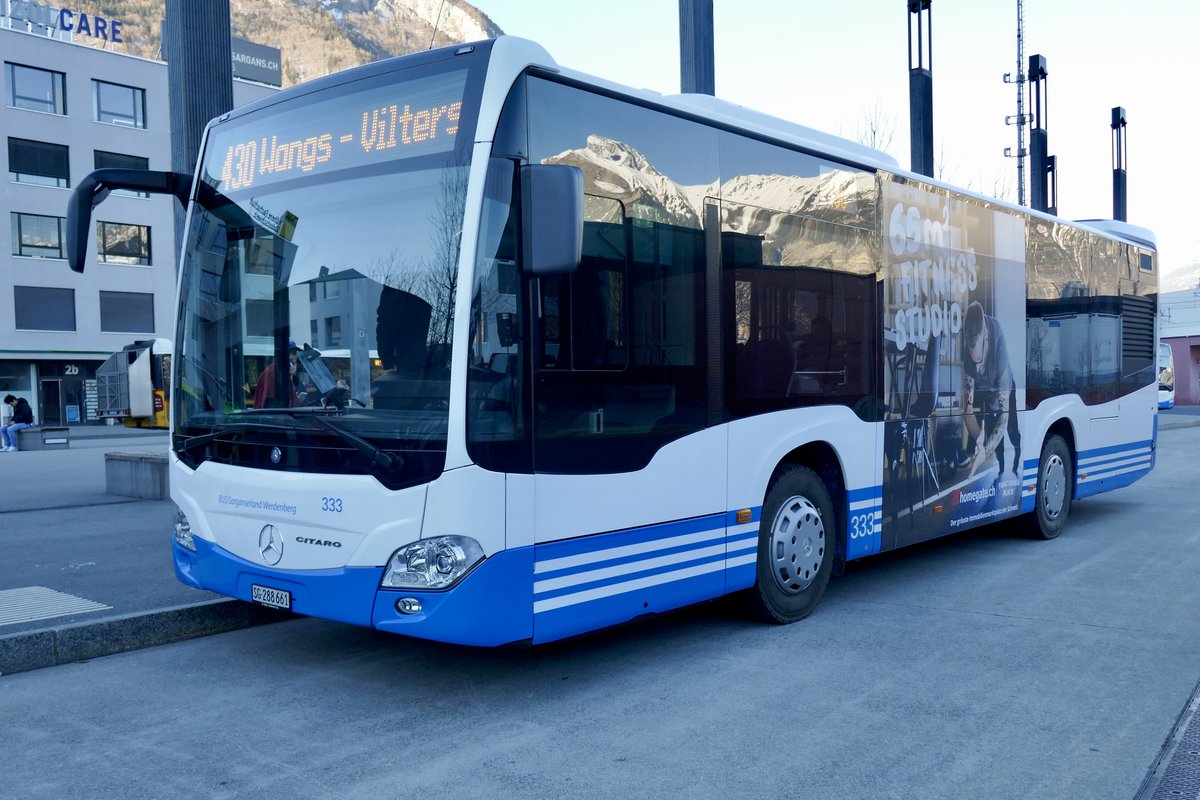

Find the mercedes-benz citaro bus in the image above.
[{"left": 65, "top": 37, "right": 1160, "bottom": 646}]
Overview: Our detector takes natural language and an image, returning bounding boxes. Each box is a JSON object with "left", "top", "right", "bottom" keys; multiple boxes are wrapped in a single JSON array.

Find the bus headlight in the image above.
[
  {"left": 174, "top": 509, "right": 196, "bottom": 552},
  {"left": 381, "top": 536, "right": 484, "bottom": 590}
]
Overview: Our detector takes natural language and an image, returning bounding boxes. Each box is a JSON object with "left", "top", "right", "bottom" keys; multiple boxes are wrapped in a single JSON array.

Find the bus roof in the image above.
[
  {"left": 492, "top": 37, "right": 1156, "bottom": 252},
  {"left": 213, "top": 36, "right": 1156, "bottom": 253}
]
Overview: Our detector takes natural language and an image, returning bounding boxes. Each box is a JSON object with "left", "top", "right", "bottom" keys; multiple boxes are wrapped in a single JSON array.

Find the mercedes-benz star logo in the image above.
[
  {"left": 258, "top": 524, "right": 284, "bottom": 566},
  {"left": 270, "top": 447, "right": 282, "bottom": 464}
]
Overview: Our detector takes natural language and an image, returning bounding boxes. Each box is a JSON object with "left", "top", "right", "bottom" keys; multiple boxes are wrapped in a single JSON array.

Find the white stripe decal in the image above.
[
  {"left": 849, "top": 498, "right": 882, "bottom": 512},
  {"left": 1078, "top": 448, "right": 1152, "bottom": 468},
  {"left": 1078, "top": 454, "right": 1152, "bottom": 476},
  {"left": 726, "top": 535, "right": 757, "bottom": 554},
  {"left": 536, "top": 527, "right": 724, "bottom": 574},
  {"left": 726, "top": 553, "right": 756, "bottom": 569},
  {"left": 535, "top": 543, "right": 728, "bottom": 593},
  {"left": 534, "top": 559, "right": 727, "bottom": 613},
  {"left": 727, "top": 522, "right": 758, "bottom": 537},
  {"left": 1079, "top": 459, "right": 1151, "bottom": 482}
]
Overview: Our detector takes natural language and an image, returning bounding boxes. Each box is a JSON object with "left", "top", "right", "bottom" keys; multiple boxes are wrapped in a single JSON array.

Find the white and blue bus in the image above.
[
  {"left": 67, "top": 37, "right": 1159, "bottom": 645},
  {"left": 1158, "top": 342, "right": 1175, "bottom": 408}
]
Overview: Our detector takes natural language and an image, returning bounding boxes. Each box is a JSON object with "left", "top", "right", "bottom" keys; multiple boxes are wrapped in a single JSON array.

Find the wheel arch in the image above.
[
  {"left": 1042, "top": 416, "right": 1079, "bottom": 499},
  {"left": 773, "top": 440, "right": 847, "bottom": 574}
]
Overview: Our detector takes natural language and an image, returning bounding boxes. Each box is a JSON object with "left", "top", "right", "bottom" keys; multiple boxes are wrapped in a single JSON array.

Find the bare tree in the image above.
[
  {"left": 934, "top": 142, "right": 955, "bottom": 184},
  {"left": 421, "top": 165, "right": 469, "bottom": 349},
  {"left": 854, "top": 101, "right": 897, "bottom": 156}
]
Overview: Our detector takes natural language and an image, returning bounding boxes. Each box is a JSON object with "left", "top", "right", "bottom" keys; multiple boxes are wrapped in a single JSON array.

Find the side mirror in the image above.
[
  {"left": 66, "top": 169, "right": 193, "bottom": 273},
  {"left": 520, "top": 164, "right": 583, "bottom": 275}
]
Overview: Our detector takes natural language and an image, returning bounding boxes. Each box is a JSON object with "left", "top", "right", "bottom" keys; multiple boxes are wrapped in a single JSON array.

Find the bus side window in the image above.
[{"left": 532, "top": 202, "right": 709, "bottom": 472}]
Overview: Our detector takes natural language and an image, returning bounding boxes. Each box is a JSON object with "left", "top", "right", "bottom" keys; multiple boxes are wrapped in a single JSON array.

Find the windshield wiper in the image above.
[
  {"left": 175, "top": 421, "right": 298, "bottom": 453},
  {"left": 311, "top": 415, "right": 403, "bottom": 471}
]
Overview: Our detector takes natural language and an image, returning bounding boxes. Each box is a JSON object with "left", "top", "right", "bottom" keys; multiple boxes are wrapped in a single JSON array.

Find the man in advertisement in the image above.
[
  {"left": 962, "top": 300, "right": 1021, "bottom": 480},
  {"left": 881, "top": 180, "right": 1027, "bottom": 547}
]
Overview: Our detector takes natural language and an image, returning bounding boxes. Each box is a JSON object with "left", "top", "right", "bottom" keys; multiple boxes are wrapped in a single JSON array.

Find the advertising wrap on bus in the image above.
[{"left": 881, "top": 179, "right": 1027, "bottom": 548}]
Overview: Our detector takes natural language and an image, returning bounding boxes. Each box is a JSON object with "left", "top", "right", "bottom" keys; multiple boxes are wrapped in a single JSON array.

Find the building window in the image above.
[
  {"left": 94, "top": 151, "right": 150, "bottom": 197},
  {"left": 93, "top": 80, "right": 146, "bottom": 128},
  {"left": 325, "top": 316, "right": 342, "bottom": 346},
  {"left": 11, "top": 212, "right": 66, "bottom": 259},
  {"left": 96, "top": 222, "right": 151, "bottom": 265},
  {"left": 245, "top": 299, "right": 274, "bottom": 338},
  {"left": 99, "top": 291, "right": 155, "bottom": 333},
  {"left": 14, "top": 286, "right": 75, "bottom": 331},
  {"left": 8, "top": 137, "right": 69, "bottom": 187},
  {"left": 5, "top": 62, "right": 66, "bottom": 114}
]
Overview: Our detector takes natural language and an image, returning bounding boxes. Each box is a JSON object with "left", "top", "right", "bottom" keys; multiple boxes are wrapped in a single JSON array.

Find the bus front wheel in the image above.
[
  {"left": 749, "top": 465, "right": 835, "bottom": 623},
  {"left": 1027, "top": 434, "right": 1072, "bottom": 540}
]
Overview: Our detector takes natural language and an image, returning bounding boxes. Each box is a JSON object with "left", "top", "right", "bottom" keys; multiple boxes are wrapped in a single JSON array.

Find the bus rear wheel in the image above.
[
  {"left": 749, "top": 465, "right": 835, "bottom": 623},
  {"left": 1026, "top": 434, "right": 1072, "bottom": 540}
]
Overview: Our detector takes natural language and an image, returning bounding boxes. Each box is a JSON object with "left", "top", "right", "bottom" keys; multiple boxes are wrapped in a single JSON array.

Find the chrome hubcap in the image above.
[
  {"left": 1042, "top": 454, "right": 1067, "bottom": 520},
  {"left": 769, "top": 495, "right": 825, "bottom": 594}
]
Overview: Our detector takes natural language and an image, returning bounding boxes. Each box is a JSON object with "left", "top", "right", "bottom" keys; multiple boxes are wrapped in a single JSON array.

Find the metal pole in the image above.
[
  {"left": 165, "top": 0, "right": 234, "bottom": 270},
  {"left": 907, "top": 1, "right": 934, "bottom": 177},
  {"left": 1112, "top": 107, "right": 1128, "bottom": 222},
  {"left": 1028, "top": 54, "right": 1049, "bottom": 213},
  {"left": 679, "top": 0, "right": 715, "bottom": 95}
]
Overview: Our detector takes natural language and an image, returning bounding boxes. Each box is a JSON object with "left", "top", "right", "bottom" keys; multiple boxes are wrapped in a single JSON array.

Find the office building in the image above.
[{"left": 1, "top": 16, "right": 275, "bottom": 425}]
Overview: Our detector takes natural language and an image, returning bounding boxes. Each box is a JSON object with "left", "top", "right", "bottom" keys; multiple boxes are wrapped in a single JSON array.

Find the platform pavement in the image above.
[
  {"left": 2, "top": 407, "right": 1199, "bottom": 675},
  {"left": 0, "top": 427, "right": 286, "bottom": 674}
]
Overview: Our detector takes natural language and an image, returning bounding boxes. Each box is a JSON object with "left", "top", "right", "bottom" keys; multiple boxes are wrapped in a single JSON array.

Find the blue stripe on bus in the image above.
[
  {"left": 1078, "top": 451, "right": 1153, "bottom": 474},
  {"left": 535, "top": 550, "right": 728, "bottom": 604},
  {"left": 1014, "top": 437, "right": 1155, "bottom": 514},
  {"left": 1081, "top": 454, "right": 1152, "bottom": 477},
  {"left": 535, "top": 534, "right": 728, "bottom": 585},
  {"left": 531, "top": 509, "right": 761, "bottom": 639},
  {"left": 847, "top": 485, "right": 883, "bottom": 503},
  {"left": 1076, "top": 439, "right": 1153, "bottom": 460},
  {"left": 532, "top": 564, "right": 726, "bottom": 644},
  {"left": 726, "top": 560, "right": 758, "bottom": 591},
  {"left": 845, "top": 485, "right": 883, "bottom": 561},
  {"left": 1077, "top": 441, "right": 1152, "bottom": 461},
  {"left": 1076, "top": 465, "right": 1152, "bottom": 499},
  {"left": 535, "top": 513, "right": 726, "bottom": 563}
]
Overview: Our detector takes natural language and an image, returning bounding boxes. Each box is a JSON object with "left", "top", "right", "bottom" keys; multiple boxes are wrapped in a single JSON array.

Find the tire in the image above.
[
  {"left": 1027, "top": 434, "right": 1072, "bottom": 540},
  {"left": 749, "top": 465, "right": 836, "bottom": 623}
]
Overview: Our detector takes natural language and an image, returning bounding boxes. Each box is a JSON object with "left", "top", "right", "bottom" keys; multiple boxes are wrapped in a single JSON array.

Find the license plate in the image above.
[{"left": 251, "top": 584, "right": 291, "bottom": 610}]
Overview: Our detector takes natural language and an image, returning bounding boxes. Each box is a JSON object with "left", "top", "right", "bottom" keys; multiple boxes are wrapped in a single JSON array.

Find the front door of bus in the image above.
[{"left": 527, "top": 207, "right": 727, "bottom": 643}]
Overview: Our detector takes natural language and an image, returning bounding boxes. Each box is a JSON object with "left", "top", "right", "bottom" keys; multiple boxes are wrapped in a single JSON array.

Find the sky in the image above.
[{"left": 476, "top": 0, "right": 1200, "bottom": 279}]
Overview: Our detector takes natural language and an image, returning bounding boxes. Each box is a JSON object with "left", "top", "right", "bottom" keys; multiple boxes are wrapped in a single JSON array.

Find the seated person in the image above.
[{"left": 253, "top": 341, "right": 302, "bottom": 408}]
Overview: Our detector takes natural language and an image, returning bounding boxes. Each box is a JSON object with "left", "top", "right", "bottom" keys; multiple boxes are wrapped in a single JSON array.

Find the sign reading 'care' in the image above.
[{"left": 3, "top": 0, "right": 125, "bottom": 42}]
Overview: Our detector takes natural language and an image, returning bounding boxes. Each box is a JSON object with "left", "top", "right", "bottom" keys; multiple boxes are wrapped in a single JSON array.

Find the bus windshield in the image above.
[{"left": 173, "top": 58, "right": 478, "bottom": 489}]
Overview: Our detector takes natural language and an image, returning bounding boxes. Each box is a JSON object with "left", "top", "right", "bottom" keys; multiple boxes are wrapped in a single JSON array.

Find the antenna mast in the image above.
[{"left": 1003, "top": 0, "right": 1027, "bottom": 205}]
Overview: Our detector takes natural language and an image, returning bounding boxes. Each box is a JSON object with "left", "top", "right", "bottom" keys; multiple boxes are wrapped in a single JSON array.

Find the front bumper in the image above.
[{"left": 174, "top": 537, "right": 534, "bottom": 646}]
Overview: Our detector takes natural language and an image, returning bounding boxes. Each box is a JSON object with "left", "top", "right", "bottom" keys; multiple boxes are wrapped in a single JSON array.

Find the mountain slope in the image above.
[{"left": 67, "top": 0, "right": 503, "bottom": 86}]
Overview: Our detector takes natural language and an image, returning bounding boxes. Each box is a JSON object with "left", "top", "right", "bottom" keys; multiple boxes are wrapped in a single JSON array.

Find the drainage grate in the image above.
[
  {"left": 1139, "top": 678, "right": 1200, "bottom": 800},
  {"left": 0, "top": 587, "right": 112, "bottom": 627}
]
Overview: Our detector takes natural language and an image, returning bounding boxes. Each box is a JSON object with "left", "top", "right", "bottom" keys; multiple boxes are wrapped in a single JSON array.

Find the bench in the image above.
[
  {"left": 105, "top": 451, "right": 169, "bottom": 500},
  {"left": 15, "top": 426, "right": 70, "bottom": 451}
]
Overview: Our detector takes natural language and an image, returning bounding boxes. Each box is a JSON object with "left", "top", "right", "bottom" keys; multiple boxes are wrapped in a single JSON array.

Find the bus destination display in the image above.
[{"left": 206, "top": 69, "right": 467, "bottom": 193}]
